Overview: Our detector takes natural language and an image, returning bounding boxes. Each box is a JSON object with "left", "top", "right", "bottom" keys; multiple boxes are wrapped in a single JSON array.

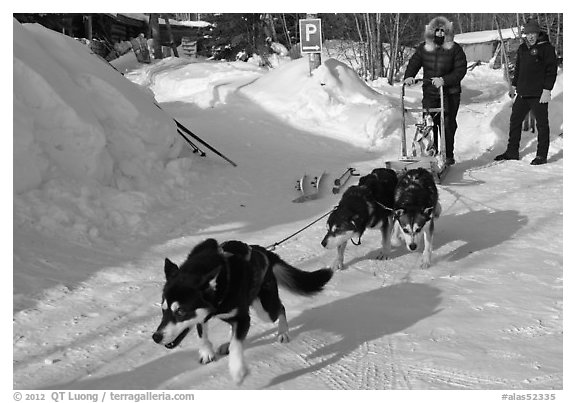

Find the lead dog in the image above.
[
  {"left": 321, "top": 168, "right": 398, "bottom": 270},
  {"left": 392, "top": 168, "right": 442, "bottom": 269},
  {"left": 152, "top": 238, "right": 333, "bottom": 385}
]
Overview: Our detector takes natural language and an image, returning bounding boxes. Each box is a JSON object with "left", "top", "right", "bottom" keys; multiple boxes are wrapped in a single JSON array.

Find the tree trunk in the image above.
[
  {"left": 84, "top": 15, "right": 93, "bottom": 41},
  {"left": 281, "top": 14, "right": 292, "bottom": 48},
  {"left": 354, "top": 14, "right": 367, "bottom": 80},
  {"left": 263, "top": 13, "right": 278, "bottom": 42},
  {"left": 163, "top": 15, "right": 179, "bottom": 57},
  {"left": 364, "top": 14, "right": 374, "bottom": 79},
  {"left": 556, "top": 13, "right": 561, "bottom": 49},
  {"left": 495, "top": 16, "right": 511, "bottom": 85},
  {"left": 149, "top": 14, "right": 163, "bottom": 60},
  {"left": 376, "top": 13, "right": 383, "bottom": 78},
  {"left": 456, "top": 14, "right": 463, "bottom": 34},
  {"left": 388, "top": 13, "right": 400, "bottom": 85}
]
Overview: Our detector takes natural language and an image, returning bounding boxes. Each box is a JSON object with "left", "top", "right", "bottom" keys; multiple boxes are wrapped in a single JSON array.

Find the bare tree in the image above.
[
  {"left": 387, "top": 13, "right": 400, "bottom": 85},
  {"left": 354, "top": 14, "right": 367, "bottom": 80},
  {"left": 376, "top": 13, "right": 384, "bottom": 78}
]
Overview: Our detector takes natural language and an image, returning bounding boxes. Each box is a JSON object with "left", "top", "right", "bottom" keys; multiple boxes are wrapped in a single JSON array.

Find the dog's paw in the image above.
[
  {"left": 198, "top": 347, "right": 216, "bottom": 364},
  {"left": 230, "top": 364, "right": 249, "bottom": 385},
  {"left": 217, "top": 342, "right": 230, "bottom": 356},
  {"left": 419, "top": 258, "right": 431, "bottom": 270},
  {"left": 277, "top": 332, "right": 290, "bottom": 343},
  {"left": 375, "top": 250, "right": 389, "bottom": 260},
  {"left": 331, "top": 260, "right": 345, "bottom": 271}
]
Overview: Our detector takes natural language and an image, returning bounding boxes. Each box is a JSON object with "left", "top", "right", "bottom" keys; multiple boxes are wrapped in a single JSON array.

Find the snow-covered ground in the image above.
[{"left": 12, "top": 19, "right": 567, "bottom": 397}]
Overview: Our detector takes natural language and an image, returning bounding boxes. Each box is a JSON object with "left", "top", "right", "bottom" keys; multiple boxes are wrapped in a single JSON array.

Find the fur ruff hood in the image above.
[{"left": 424, "top": 16, "right": 455, "bottom": 51}]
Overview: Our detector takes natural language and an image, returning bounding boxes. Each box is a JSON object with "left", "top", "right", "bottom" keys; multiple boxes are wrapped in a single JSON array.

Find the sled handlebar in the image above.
[{"left": 403, "top": 78, "right": 434, "bottom": 87}]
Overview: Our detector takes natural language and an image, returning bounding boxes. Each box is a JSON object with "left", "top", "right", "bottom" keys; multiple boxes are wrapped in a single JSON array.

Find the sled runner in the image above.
[{"left": 385, "top": 79, "right": 449, "bottom": 183}]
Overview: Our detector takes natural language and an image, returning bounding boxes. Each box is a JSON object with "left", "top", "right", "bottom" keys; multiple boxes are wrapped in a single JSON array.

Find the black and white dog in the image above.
[
  {"left": 152, "top": 238, "right": 333, "bottom": 385},
  {"left": 392, "top": 168, "right": 442, "bottom": 269},
  {"left": 321, "top": 168, "right": 398, "bottom": 270}
]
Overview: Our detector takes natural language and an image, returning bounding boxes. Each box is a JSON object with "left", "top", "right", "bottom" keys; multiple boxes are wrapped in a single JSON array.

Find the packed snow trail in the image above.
[{"left": 13, "top": 131, "right": 563, "bottom": 389}]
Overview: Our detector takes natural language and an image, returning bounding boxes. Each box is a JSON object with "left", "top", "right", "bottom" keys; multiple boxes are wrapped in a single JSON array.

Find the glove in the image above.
[
  {"left": 404, "top": 77, "right": 415, "bottom": 86},
  {"left": 540, "top": 89, "right": 552, "bottom": 103},
  {"left": 431, "top": 77, "right": 444, "bottom": 88},
  {"left": 508, "top": 86, "right": 516, "bottom": 98}
]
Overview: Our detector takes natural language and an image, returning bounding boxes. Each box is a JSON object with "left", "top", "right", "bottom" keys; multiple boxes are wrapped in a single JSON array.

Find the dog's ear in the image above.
[
  {"left": 164, "top": 258, "right": 179, "bottom": 280},
  {"left": 219, "top": 240, "right": 250, "bottom": 260},
  {"left": 189, "top": 238, "right": 219, "bottom": 258},
  {"left": 423, "top": 206, "right": 435, "bottom": 219}
]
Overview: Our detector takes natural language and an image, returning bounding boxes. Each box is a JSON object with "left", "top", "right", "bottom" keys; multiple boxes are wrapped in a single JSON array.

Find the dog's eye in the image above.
[
  {"left": 403, "top": 228, "right": 410, "bottom": 234},
  {"left": 174, "top": 308, "right": 187, "bottom": 318}
]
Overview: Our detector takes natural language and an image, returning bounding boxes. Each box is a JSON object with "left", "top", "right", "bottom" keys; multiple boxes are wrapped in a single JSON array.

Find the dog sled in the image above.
[{"left": 385, "top": 79, "right": 449, "bottom": 183}]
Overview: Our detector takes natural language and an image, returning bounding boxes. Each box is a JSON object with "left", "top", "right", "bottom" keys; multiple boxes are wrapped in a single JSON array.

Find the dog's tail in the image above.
[{"left": 259, "top": 248, "right": 333, "bottom": 295}]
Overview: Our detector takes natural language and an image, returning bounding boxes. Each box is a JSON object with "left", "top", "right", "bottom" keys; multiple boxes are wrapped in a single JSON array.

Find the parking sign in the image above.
[{"left": 299, "top": 19, "right": 322, "bottom": 54}]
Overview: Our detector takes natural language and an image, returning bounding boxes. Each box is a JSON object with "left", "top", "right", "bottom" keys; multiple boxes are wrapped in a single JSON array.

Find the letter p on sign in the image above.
[{"left": 306, "top": 24, "right": 317, "bottom": 41}]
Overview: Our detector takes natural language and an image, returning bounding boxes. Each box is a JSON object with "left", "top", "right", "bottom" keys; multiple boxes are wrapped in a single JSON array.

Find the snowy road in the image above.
[{"left": 13, "top": 21, "right": 563, "bottom": 391}]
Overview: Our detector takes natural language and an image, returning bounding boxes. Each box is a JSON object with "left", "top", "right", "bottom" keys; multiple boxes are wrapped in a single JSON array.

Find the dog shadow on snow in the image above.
[
  {"left": 433, "top": 209, "right": 528, "bottom": 263},
  {"left": 47, "top": 284, "right": 441, "bottom": 390},
  {"left": 250, "top": 282, "right": 442, "bottom": 389},
  {"left": 344, "top": 209, "right": 528, "bottom": 270}
]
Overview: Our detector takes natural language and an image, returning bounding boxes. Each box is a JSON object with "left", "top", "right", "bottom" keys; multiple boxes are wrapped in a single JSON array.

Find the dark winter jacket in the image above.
[
  {"left": 512, "top": 32, "right": 557, "bottom": 97},
  {"left": 404, "top": 16, "right": 467, "bottom": 99}
]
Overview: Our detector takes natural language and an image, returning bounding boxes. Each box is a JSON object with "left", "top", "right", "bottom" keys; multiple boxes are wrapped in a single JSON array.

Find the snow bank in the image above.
[
  {"left": 13, "top": 20, "right": 195, "bottom": 242},
  {"left": 240, "top": 58, "right": 399, "bottom": 148},
  {"left": 126, "top": 57, "right": 264, "bottom": 108},
  {"left": 13, "top": 20, "right": 183, "bottom": 194},
  {"left": 136, "top": 56, "right": 400, "bottom": 149}
]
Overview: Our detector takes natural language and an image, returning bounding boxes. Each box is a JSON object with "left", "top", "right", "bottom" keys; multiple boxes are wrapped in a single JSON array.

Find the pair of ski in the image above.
[{"left": 292, "top": 167, "right": 358, "bottom": 203}]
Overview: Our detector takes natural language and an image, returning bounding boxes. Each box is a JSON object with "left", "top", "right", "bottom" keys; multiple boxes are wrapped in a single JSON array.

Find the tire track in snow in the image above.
[
  {"left": 405, "top": 365, "right": 512, "bottom": 389},
  {"left": 13, "top": 257, "right": 165, "bottom": 389}
]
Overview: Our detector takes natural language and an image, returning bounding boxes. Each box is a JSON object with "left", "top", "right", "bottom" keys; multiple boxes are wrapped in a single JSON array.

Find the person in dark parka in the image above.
[
  {"left": 404, "top": 16, "right": 467, "bottom": 166},
  {"left": 494, "top": 19, "right": 558, "bottom": 165}
]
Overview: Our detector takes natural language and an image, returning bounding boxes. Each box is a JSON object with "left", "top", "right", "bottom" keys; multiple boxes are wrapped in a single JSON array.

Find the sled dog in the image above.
[
  {"left": 321, "top": 168, "right": 398, "bottom": 270},
  {"left": 152, "top": 238, "right": 333, "bottom": 385},
  {"left": 392, "top": 168, "right": 442, "bottom": 269}
]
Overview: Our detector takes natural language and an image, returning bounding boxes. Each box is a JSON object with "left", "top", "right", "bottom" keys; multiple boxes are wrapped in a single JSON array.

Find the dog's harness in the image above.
[
  {"left": 203, "top": 252, "right": 232, "bottom": 323},
  {"left": 349, "top": 200, "right": 396, "bottom": 246}
]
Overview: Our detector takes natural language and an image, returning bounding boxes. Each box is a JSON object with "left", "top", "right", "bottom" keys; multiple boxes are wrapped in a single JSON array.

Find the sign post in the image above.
[{"left": 299, "top": 17, "right": 322, "bottom": 75}]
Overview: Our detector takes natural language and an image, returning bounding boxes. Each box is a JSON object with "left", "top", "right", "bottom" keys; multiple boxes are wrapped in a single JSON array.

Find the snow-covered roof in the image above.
[{"left": 455, "top": 27, "right": 521, "bottom": 44}]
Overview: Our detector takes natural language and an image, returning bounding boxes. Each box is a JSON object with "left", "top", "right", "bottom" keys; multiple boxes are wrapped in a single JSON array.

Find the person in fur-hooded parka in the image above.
[{"left": 404, "top": 16, "right": 467, "bottom": 165}]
